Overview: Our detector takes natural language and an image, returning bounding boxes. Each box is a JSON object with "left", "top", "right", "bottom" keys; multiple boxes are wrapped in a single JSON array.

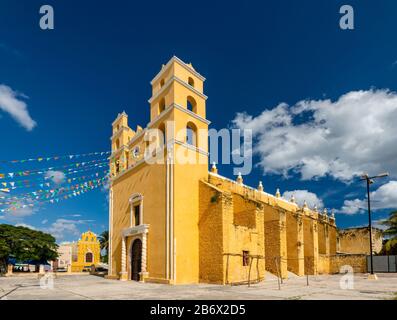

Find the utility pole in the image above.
[{"left": 360, "top": 172, "right": 389, "bottom": 280}]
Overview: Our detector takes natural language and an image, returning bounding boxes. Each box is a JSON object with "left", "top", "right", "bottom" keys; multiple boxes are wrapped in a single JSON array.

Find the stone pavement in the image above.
[{"left": 0, "top": 273, "right": 396, "bottom": 300}]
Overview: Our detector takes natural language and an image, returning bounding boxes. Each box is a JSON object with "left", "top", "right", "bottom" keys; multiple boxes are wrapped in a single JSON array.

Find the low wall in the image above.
[{"left": 318, "top": 254, "right": 367, "bottom": 274}]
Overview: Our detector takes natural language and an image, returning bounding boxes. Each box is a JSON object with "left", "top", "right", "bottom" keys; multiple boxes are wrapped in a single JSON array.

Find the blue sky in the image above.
[{"left": 1, "top": 0, "right": 397, "bottom": 242}]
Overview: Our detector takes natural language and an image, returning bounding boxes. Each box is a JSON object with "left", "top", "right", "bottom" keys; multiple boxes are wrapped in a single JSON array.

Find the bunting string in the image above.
[
  {"left": 0, "top": 169, "right": 108, "bottom": 191},
  {"left": 0, "top": 178, "right": 107, "bottom": 212},
  {"left": 0, "top": 151, "right": 111, "bottom": 164},
  {"left": 0, "top": 159, "right": 109, "bottom": 180},
  {"left": 0, "top": 176, "right": 107, "bottom": 203}
]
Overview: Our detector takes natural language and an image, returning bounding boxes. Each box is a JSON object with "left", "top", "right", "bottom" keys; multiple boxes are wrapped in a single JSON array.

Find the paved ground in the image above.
[{"left": 0, "top": 273, "right": 396, "bottom": 300}]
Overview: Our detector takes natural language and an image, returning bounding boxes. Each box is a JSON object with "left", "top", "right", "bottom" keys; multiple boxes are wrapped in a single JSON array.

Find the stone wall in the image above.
[
  {"left": 198, "top": 181, "right": 225, "bottom": 284},
  {"left": 224, "top": 194, "right": 265, "bottom": 284},
  {"left": 338, "top": 227, "right": 383, "bottom": 254},
  {"left": 318, "top": 254, "right": 367, "bottom": 274}
]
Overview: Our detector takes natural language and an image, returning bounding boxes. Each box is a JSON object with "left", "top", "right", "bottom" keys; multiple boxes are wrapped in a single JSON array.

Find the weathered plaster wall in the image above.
[
  {"left": 338, "top": 227, "right": 383, "bottom": 255},
  {"left": 198, "top": 182, "right": 225, "bottom": 284}
]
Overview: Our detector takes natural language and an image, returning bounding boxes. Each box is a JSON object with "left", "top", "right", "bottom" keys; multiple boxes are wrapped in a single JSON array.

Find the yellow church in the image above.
[
  {"left": 71, "top": 230, "right": 101, "bottom": 272},
  {"left": 107, "top": 56, "right": 359, "bottom": 285}
]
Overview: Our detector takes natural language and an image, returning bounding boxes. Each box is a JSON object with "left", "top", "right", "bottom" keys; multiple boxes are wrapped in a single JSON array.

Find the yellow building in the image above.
[
  {"left": 108, "top": 56, "right": 357, "bottom": 284},
  {"left": 71, "top": 231, "right": 101, "bottom": 272}
]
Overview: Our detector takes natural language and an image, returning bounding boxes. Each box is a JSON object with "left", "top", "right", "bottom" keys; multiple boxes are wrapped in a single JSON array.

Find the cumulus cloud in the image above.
[
  {"left": 339, "top": 180, "right": 397, "bottom": 214},
  {"left": 44, "top": 218, "right": 95, "bottom": 240},
  {"left": 1, "top": 200, "right": 37, "bottom": 221},
  {"left": 0, "top": 84, "right": 37, "bottom": 131},
  {"left": 282, "top": 189, "right": 324, "bottom": 209},
  {"left": 233, "top": 89, "right": 397, "bottom": 182},
  {"left": 44, "top": 170, "right": 66, "bottom": 184}
]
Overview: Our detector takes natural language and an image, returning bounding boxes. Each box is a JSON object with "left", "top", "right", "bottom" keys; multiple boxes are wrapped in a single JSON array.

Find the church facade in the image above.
[
  {"left": 55, "top": 230, "right": 101, "bottom": 272},
  {"left": 108, "top": 57, "right": 344, "bottom": 285}
]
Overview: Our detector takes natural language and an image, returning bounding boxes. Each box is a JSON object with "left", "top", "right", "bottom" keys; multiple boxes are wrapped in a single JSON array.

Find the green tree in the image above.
[
  {"left": 380, "top": 211, "right": 397, "bottom": 255},
  {"left": 0, "top": 224, "right": 58, "bottom": 273},
  {"left": 98, "top": 230, "right": 109, "bottom": 263}
]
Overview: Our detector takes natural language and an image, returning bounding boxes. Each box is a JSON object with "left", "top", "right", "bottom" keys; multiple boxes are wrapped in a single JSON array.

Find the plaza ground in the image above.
[{"left": 0, "top": 273, "right": 396, "bottom": 300}]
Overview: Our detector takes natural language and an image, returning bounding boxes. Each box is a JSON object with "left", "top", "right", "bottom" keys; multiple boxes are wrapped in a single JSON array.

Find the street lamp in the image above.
[{"left": 360, "top": 172, "right": 389, "bottom": 280}]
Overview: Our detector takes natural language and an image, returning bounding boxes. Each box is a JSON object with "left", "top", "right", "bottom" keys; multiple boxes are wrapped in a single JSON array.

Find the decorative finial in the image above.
[
  {"left": 290, "top": 194, "right": 295, "bottom": 203},
  {"left": 258, "top": 181, "right": 264, "bottom": 192},
  {"left": 323, "top": 208, "right": 328, "bottom": 216},
  {"left": 303, "top": 200, "right": 308, "bottom": 209},
  {"left": 330, "top": 209, "right": 335, "bottom": 219},
  {"left": 236, "top": 172, "right": 243, "bottom": 184},
  {"left": 275, "top": 188, "right": 281, "bottom": 198},
  {"left": 211, "top": 162, "right": 218, "bottom": 174},
  {"left": 313, "top": 205, "right": 318, "bottom": 212}
]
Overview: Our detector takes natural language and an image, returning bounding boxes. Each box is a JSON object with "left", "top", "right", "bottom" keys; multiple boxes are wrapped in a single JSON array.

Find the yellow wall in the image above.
[{"left": 110, "top": 162, "right": 167, "bottom": 279}]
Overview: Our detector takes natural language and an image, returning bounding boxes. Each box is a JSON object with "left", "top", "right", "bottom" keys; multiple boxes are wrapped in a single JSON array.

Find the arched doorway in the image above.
[
  {"left": 131, "top": 239, "right": 142, "bottom": 281},
  {"left": 85, "top": 252, "right": 93, "bottom": 263}
]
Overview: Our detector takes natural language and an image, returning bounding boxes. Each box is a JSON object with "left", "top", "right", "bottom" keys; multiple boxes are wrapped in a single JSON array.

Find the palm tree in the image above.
[
  {"left": 98, "top": 231, "right": 109, "bottom": 263},
  {"left": 381, "top": 210, "right": 397, "bottom": 237},
  {"left": 380, "top": 211, "right": 397, "bottom": 255}
]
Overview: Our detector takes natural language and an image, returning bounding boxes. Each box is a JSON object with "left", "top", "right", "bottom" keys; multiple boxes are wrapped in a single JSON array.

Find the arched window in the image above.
[
  {"left": 115, "top": 139, "right": 120, "bottom": 150},
  {"left": 158, "top": 123, "right": 166, "bottom": 148},
  {"left": 85, "top": 252, "right": 93, "bottom": 263},
  {"left": 115, "top": 159, "right": 120, "bottom": 173},
  {"left": 188, "top": 77, "right": 194, "bottom": 87},
  {"left": 186, "top": 122, "right": 197, "bottom": 146},
  {"left": 187, "top": 96, "right": 197, "bottom": 113},
  {"left": 160, "top": 79, "right": 165, "bottom": 88},
  {"left": 159, "top": 98, "right": 166, "bottom": 114}
]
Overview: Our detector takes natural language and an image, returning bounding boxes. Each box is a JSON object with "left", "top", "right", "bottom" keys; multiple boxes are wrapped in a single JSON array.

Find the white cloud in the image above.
[
  {"left": 282, "top": 189, "right": 324, "bottom": 209},
  {"left": 233, "top": 89, "right": 397, "bottom": 182},
  {"left": 44, "top": 170, "right": 65, "bottom": 184},
  {"left": 44, "top": 218, "right": 95, "bottom": 241},
  {"left": 41, "top": 219, "right": 48, "bottom": 224},
  {"left": 0, "top": 84, "right": 36, "bottom": 131},
  {"left": 15, "top": 223, "right": 37, "bottom": 230},
  {"left": 2, "top": 201, "right": 37, "bottom": 221},
  {"left": 339, "top": 180, "right": 397, "bottom": 214}
]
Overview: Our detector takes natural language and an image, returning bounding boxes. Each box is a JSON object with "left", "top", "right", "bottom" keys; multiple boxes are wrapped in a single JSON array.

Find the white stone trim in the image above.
[
  {"left": 148, "top": 76, "right": 208, "bottom": 104},
  {"left": 150, "top": 56, "right": 206, "bottom": 86},
  {"left": 120, "top": 236, "right": 127, "bottom": 280},
  {"left": 129, "top": 193, "right": 144, "bottom": 227},
  {"left": 123, "top": 224, "right": 150, "bottom": 281},
  {"left": 208, "top": 171, "right": 298, "bottom": 207},
  {"left": 173, "top": 139, "right": 209, "bottom": 156},
  {"left": 122, "top": 224, "right": 149, "bottom": 237},
  {"left": 173, "top": 103, "right": 211, "bottom": 125}
]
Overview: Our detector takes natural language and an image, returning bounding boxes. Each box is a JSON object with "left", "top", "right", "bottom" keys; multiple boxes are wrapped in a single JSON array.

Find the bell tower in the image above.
[
  {"left": 148, "top": 56, "right": 210, "bottom": 284},
  {"left": 110, "top": 111, "right": 134, "bottom": 176}
]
